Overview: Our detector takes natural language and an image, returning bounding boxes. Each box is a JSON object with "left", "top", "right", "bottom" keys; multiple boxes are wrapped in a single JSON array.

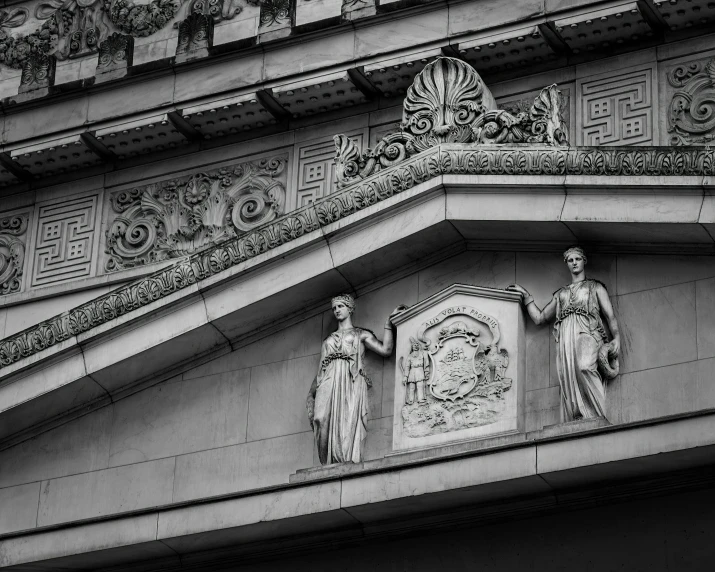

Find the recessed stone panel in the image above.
[
  {"left": 0, "top": 482, "right": 39, "bottom": 534},
  {"left": 392, "top": 285, "right": 525, "bottom": 452},
  {"left": 108, "top": 370, "right": 250, "bottom": 467}
]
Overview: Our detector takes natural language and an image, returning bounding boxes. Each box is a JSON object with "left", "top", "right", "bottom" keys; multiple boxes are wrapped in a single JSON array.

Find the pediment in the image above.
[{"left": 0, "top": 57, "right": 712, "bottom": 447}]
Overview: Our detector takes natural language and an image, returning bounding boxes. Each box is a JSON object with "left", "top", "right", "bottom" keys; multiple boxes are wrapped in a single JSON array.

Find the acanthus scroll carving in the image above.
[
  {"left": 334, "top": 57, "right": 569, "bottom": 189},
  {"left": 105, "top": 155, "right": 287, "bottom": 272},
  {"left": 668, "top": 58, "right": 715, "bottom": 146},
  {"left": 0, "top": 213, "right": 28, "bottom": 296}
]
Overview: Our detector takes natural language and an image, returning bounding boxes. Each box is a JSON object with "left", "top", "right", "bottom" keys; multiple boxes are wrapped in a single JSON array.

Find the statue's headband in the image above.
[
  {"left": 331, "top": 294, "right": 356, "bottom": 312},
  {"left": 563, "top": 246, "right": 587, "bottom": 264}
]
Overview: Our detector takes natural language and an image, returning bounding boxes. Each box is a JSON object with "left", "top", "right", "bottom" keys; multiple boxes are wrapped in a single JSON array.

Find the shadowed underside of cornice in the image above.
[{"left": 0, "top": 143, "right": 713, "bottom": 372}]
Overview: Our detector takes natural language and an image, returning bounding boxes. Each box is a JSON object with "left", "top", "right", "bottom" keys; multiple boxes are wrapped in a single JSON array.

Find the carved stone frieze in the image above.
[
  {"left": 18, "top": 51, "right": 55, "bottom": 93},
  {"left": 175, "top": 11, "right": 213, "bottom": 61},
  {"left": 104, "top": 155, "right": 288, "bottom": 272},
  {"left": 334, "top": 57, "right": 569, "bottom": 189},
  {"left": 0, "top": 212, "right": 28, "bottom": 296},
  {"left": 0, "top": 0, "right": 188, "bottom": 72},
  {"left": 1, "top": 144, "right": 711, "bottom": 370},
  {"left": 667, "top": 58, "right": 715, "bottom": 146},
  {"left": 96, "top": 32, "right": 133, "bottom": 73}
]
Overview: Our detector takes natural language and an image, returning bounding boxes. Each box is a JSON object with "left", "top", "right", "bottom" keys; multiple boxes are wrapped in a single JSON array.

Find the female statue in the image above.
[
  {"left": 306, "top": 294, "right": 406, "bottom": 465},
  {"left": 507, "top": 247, "right": 620, "bottom": 421}
]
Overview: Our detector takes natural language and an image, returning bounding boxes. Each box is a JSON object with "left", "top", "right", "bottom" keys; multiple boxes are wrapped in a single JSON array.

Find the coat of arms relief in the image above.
[{"left": 392, "top": 285, "right": 524, "bottom": 452}]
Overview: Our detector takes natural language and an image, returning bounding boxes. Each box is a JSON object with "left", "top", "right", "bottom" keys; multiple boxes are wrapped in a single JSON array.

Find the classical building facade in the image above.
[{"left": 1, "top": 0, "right": 715, "bottom": 570}]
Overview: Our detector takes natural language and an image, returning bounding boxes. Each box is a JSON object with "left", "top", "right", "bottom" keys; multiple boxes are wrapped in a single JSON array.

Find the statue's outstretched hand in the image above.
[
  {"left": 389, "top": 305, "right": 409, "bottom": 321},
  {"left": 506, "top": 284, "right": 528, "bottom": 296}
]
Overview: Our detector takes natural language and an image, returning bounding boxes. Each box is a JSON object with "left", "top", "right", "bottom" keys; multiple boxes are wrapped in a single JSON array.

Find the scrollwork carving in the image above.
[
  {"left": 176, "top": 11, "right": 212, "bottom": 57},
  {"left": 258, "top": 0, "right": 292, "bottom": 27},
  {"left": 668, "top": 58, "right": 715, "bottom": 146},
  {"left": 105, "top": 155, "right": 287, "bottom": 272},
  {"left": 97, "top": 31, "right": 132, "bottom": 70},
  {"left": 0, "top": 213, "right": 28, "bottom": 296},
  {"left": 334, "top": 58, "right": 569, "bottom": 188}
]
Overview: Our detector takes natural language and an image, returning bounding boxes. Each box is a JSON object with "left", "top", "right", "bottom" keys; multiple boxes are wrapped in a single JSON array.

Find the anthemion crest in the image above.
[{"left": 392, "top": 284, "right": 525, "bottom": 452}]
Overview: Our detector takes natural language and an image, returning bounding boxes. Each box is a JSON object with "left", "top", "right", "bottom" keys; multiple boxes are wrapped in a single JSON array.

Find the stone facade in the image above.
[{"left": 1, "top": 0, "right": 715, "bottom": 570}]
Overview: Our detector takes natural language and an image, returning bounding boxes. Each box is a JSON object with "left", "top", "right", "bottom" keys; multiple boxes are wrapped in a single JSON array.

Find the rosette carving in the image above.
[
  {"left": 334, "top": 58, "right": 569, "bottom": 188},
  {"left": 668, "top": 58, "right": 715, "bottom": 146},
  {"left": 105, "top": 155, "right": 287, "bottom": 272}
]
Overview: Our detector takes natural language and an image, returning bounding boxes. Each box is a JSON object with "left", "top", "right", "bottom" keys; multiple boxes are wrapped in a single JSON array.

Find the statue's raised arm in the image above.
[
  {"left": 309, "top": 294, "right": 406, "bottom": 465},
  {"left": 507, "top": 247, "right": 620, "bottom": 421}
]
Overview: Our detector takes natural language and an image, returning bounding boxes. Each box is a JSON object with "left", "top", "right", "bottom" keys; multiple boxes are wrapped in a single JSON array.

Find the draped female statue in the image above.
[
  {"left": 508, "top": 247, "right": 620, "bottom": 420},
  {"left": 306, "top": 294, "right": 405, "bottom": 465}
]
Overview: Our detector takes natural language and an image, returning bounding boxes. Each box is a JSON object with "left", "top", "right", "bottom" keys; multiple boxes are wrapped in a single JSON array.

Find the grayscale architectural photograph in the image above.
[{"left": 0, "top": 0, "right": 714, "bottom": 569}]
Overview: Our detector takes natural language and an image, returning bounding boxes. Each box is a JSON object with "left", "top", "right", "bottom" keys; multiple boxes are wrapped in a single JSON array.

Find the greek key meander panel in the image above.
[
  {"left": 577, "top": 65, "right": 656, "bottom": 146},
  {"left": 292, "top": 132, "right": 366, "bottom": 210},
  {"left": 31, "top": 196, "right": 98, "bottom": 287}
]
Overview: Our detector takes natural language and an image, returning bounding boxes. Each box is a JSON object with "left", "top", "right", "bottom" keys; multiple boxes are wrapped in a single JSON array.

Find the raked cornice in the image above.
[{"left": 1, "top": 142, "right": 714, "bottom": 372}]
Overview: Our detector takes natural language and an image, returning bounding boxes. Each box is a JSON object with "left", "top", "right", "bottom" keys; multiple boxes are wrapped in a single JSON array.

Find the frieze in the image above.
[
  {"left": 0, "top": 212, "right": 29, "bottom": 296},
  {"left": 667, "top": 58, "right": 715, "bottom": 146},
  {"left": 104, "top": 154, "right": 288, "bottom": 273},
  {"left": 0, "top": 144, "right": 711, "bottom": 370}
]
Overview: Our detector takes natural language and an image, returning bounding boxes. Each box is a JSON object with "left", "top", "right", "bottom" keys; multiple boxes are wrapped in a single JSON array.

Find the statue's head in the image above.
[
  {"left": 563, "top": 246, "right": 587, "bottom": 274},
  {"left": 409, "top": 337, "right": 421, "bottom": 352},
  {"left": 331, "top": 293, "right": 356, "bottom": 318}
]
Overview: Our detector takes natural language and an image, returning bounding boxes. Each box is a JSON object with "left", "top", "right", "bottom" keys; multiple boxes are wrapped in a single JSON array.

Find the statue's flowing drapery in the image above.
[
  {"left": 553, "top": 279, "right": 609, "bottom": 420},
  {"left": 313, "top": 328, "right": 370, "bottom": 464}
]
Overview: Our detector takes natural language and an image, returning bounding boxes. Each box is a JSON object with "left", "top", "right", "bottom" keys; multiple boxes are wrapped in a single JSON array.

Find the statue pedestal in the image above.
[{"left": 391, "top": 284, "right": 525, "bottom": 453}]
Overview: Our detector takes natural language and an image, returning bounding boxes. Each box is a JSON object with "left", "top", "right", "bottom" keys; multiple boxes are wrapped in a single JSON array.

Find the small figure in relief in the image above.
[
  {"left": 400, "top": 337, "right": 430, "bottom": 405},
  {"left": 507, "top": 247, "right": 620, "bottom": 420},
  {"left": 306, "top": 294, "right": 406, "bottom": 465}
]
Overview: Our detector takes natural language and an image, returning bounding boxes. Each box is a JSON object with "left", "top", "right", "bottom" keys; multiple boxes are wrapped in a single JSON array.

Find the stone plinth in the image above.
[{"left": 391, "top": 284, "right": 525, "bottom": 452}]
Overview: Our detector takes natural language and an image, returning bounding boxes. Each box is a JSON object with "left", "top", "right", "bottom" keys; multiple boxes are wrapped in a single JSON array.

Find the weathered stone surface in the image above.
[
  {"left": 247, "top": 354, "right": 319, "bottom": 441},
  {"left": 617, "top": 255, "right": 715, "bottom": 295},
  {"left": 617, "top": 282, "right": 697, "bottom": 374},
  {"left": 37, "top": 457, "right": 175, "bottom": 527},
  {"left": 0, "top": 482, "right": 39, "bottom": 534},
  {"left": 108, "top": 370, "right": 250, "bottom": 467},
  {"left": 620, "top": 358, "right": 715, "bottom": 423},
  {"left": 0, "top": 406, "right": 112, "bottom": 489},
  {"left": 184, "top": 315, "right": 322, "bottom": 380},
  {"left": 697, "top": 278, "right": 715, "bottom": 359},
  {"left": 173, "top": 431, "right": 314, "bottom": 502},
  {"left": 418, "top": 251, "right": 515, "bottom": 301},
  {"left": 525, "top": 386, "right": 561, "bottom": 432}
]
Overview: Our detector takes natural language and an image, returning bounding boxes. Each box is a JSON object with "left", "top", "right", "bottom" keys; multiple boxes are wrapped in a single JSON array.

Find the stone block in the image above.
[
  {"left": 617, "top": 282, "right": 697, "bottom": 374},
  {"left": 157, "top": 481, "right": 343, "bottom": 547},
  {"left": 446, "top": 190, "right": 567, "bottom": 223},
  {"left": 341, "top": 446, "right": 538, "bottom": 519},
  {"left": 526, "top": 322, "right": 551, "bottom": 391},
  {"left": 108, "top": 370, "right": 250, "bottom": 467},
  {"left": 247, "top": 354, "right": 320, "bottom": 441},
  {"left": 174, "top": 52, "right": 264, "bottom": 102},
  {"left": 448, "top": 0, "right": 543, "bottom": 36},
  {"left": 0, "top": 514, "right": 166, "bottom": 568},
  {"left": 617, "top": 254, "right": 715, "bottom": 296},
  {"left": 620, "top": 358, "right": 715, "bottom": 423},
  {"left": 561, "top": 192, "right": 702, "bottom": 224},
  {"left": 4, "top": 96, "right": 89, "bottom": 145},
  {"left": 132, "top": 39, "right": 170, "bottom": 66},
  {"left": 37, "top": 457, "right": 175, "bottom": 527},
  {"left": 184, "top": 315, "right": 323, "bottom": 380},
  {"left": 0, "top": 482, "right": 39, "bottom": 534},
  {"left": 355, "top": 10, "right": 447, "bottom": 59},
  {"left": 391, "top": 285, "right": 525, "bottom": 452},
  {"left": 173, "top": 431, "right": 314, "bottom": 502},
  {"left": 264, "top": 32, "right": 354, "bottom": 80},
  {"left": 364, "top": 416, "right": 393, "bottom": 461},
  {"left": 296, "top": 0, "right": 341, "bottom": 26},
  {"left": 213, "top": 16, "right": 258, "bottom": 46},
  {"left": 87, "top": 75, "right": 175, "bottom": 123},
  {"left": 697, "top": 278, "right": 715, "bottom": 359},
  {"left": 418, "top": 251, "right": 515, "bottom": 302},
  {"left": 0, "top": 406, "right": 112, "bottom": 489}
]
